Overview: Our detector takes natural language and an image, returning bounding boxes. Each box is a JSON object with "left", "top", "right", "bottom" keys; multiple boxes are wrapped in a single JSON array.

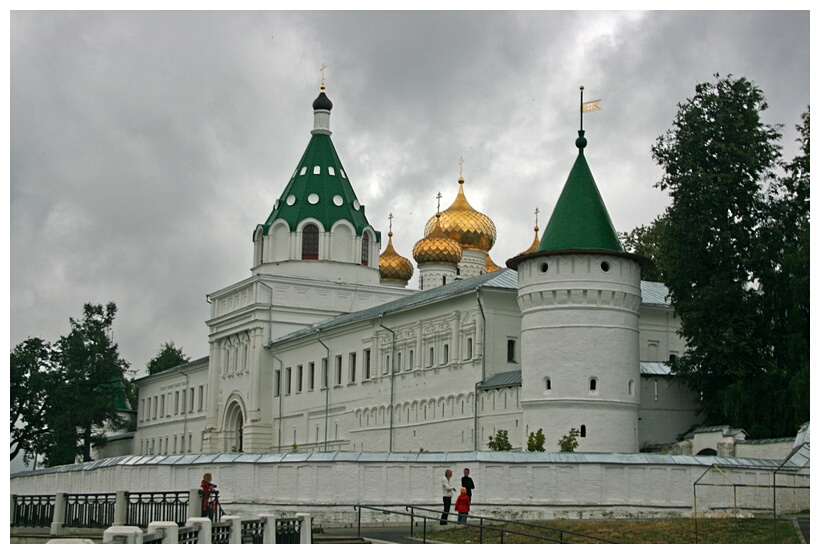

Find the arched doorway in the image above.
[{"left": 223, "top": 400, "right": 245, "bottom": 453}]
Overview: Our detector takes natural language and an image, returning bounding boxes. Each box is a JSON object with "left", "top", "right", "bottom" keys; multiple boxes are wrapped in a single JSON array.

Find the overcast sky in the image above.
[{"left": 9, "top": 11, "right": 811, "bottom": 383}]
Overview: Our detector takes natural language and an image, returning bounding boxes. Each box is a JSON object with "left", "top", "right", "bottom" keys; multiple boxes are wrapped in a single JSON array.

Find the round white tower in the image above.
[{"left": 507, "top": 130, "right": 649, "bottom": 453}]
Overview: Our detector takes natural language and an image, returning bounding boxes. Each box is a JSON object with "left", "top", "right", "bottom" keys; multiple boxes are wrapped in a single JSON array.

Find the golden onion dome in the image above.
[
  {"left": 379, "top": 229, "right": 414, "bottom": 282},
  {"left": 424, "top": 177, "right": 497, "bottom": 252},
  {"left": 485, "top": 254, "right": 502, "bottom": 273},
  {"left": 413, "top": 214, "right": 463, "bottom": 265}
]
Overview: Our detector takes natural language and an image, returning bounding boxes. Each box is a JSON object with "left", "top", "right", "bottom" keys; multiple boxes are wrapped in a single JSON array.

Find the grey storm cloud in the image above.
[{"left": 9, "top": 11, "right": 810, "bottom": 379}]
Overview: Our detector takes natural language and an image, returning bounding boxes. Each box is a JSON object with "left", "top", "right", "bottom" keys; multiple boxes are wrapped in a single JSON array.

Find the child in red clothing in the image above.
[{"left": 454, "top": 487, "right": 471, "bottom": 523}]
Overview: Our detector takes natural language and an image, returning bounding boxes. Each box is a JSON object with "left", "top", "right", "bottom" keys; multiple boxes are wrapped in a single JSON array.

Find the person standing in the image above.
[
  {"left": 200, "top": 472, "right": 218, "bottom": 521},
  {"left": 461, "top": 467, "right": 475, "bottom": 499},
  {"left": 455, "top": 487, "right": 471, "bottom": 523},
  {"left": 440, "top": 469, "right": 457, "bottom": 525}
]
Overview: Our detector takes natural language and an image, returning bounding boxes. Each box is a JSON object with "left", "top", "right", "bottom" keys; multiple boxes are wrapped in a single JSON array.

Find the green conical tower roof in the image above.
[
  {"left": 259, "top": 87, "right": 377, "bottom": 240},
  {"left": 536, "top": 130, "right": 623, "bottom": 253},
  {"left": 507, "top": 129, "right": 650, "bottom": 271}
]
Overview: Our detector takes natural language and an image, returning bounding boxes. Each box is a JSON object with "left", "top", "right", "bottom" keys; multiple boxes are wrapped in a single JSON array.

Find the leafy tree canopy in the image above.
[
  {"left": 147, "top": 341, "right": 191, "bottom": 375},
  {"left": 651, "top": 74, "right": 808, "bottom": 438},
  {"left": 10, "top": 338, "right": 52, "bottom": 463},
  {"left": 32, "top": 302, "right": 131, "bottom": 467}
]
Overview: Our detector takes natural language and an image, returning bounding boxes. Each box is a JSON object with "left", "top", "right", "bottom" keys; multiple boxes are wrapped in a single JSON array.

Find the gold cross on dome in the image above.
[
  {"left": 458, "top": 156, "right": 464, "bottom": 179},
  {"left": 534, "top": 207, "right": 539, "bottom": 227},
  {"left": 320, "top": 63, "right": 327, "bottom": 87},
  {"left": 388, "top": 212, "right": 394, "bottom": 233},
  {"left": 436, "top": 192, "right": 442, "bottom": 213}
]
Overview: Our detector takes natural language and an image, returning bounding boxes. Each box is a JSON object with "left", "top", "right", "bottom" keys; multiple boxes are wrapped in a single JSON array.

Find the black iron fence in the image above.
[
  {"left": 12, "top": 494, "right": 55, "bottom": 527},
  {"left": 126, "top": 490, "right": 191, "bottom": 527},
  {"left": 64, "top": 493, "right": 117, "bottom": 528}
]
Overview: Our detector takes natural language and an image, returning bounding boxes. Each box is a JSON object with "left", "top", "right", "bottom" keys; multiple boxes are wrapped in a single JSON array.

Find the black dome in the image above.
[{"left": 312, "top": 91, "right": 333, "bottom": 111}]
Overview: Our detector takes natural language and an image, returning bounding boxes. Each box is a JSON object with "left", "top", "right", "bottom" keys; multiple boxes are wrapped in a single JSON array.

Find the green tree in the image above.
[
  {"left": 557, "top": 428, "right": 580, "bottom": 453},
  {"left": 38, "top": 303, "right": 131, "bottom": 466},
  {"left": 758, "top": 109, "right": 810, "bottom": 431},
  {"left": 619, "top": 216, "right": 667, "bottom": 282},
  {"left": 526, "top": 428, "right": 546, "bottom": 452},
  {"left": 10, "top": 338, "right": 53, "bottom": 464},
  {"left": 147, "top": 341, "right": 191, "bottom": 375},
  {"left": 487, "top": 429, "right": 512, "bottom": 451},
  {"left": 651, "top": 74, "right": 807, "bottom": 438}
]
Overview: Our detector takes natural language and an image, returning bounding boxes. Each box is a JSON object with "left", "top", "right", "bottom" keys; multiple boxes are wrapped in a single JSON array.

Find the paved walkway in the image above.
[
  {"left": 320, "top": 524, "right": 435, "bottom": 544},
  {"left": 795, "top": 517, "right": 809, "bottom": 544}
]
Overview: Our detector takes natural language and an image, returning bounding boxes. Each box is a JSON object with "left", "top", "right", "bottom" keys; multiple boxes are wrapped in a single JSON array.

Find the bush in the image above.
[
  {"left": 488, "top": 430, "right": 512, "bottom": 451},
  {"left": 527, "top": 428, "right": 546, "bottom": 452},
  {"left": 557, "top": 428, "right": 580, "bottom": 453}
]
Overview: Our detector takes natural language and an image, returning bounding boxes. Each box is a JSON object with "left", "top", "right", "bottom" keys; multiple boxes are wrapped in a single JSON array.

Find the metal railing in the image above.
[
  {"left": 211, "top": 521, "right": 232, "bottom": 544},
  {"left": 127, "top": 490, "right": 191, "bottom": 527},
  {"left": 178, "top": 525, "right": 200, "bottom": 544},
  {"left": 12, "top": 494, "right": 56, "bottom": 528},
  {"left": 275, "top": 517, "right": 304, "bottom": 544},
  {"left": 353, "top": 504, "right": 616, "bottom": 544},
  {"left": 198, "top": 489, "right": 226, "bottom": 522},
  {"left": 240, "top": 518, "right": 266, "bottom": 544},
  {"left": 64, "top": 493, "right": 116, "bottom": 528}
]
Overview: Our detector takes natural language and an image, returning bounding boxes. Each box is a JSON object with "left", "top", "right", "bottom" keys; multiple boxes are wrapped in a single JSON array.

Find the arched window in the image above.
[
  {"left": 580, "top": 425, "right": 587, "bottom": 437},
  {"left": 361, "top": 232, "right": 370, "bottom": 265},
  {"left": 302, "top": 224, "right": 319, "bottom": 260}
]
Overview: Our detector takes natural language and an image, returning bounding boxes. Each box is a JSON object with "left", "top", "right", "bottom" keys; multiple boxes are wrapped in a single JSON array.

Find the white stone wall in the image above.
[
  {"left": 265, "top": 288, "right": 524, "bottom": 453},
  {"left": 638, "top": 307, "right": 687, "bottom": 362},
  {"left": 638, "top": 376, "right": 702, "bottom": 448},
  {"left": 735, "top": 441, "right": 796, "bottom": 460},
  {"left": 134, "top": 359, "right": 210, "bottom": 456},
  {"left": 11, "top": 453, "right": 808, "bottom": 521}
]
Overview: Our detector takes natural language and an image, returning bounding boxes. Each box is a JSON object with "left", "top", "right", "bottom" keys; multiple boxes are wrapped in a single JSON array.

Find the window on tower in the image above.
[
  {"left": 507, "top": 339, "right": 517, "bottom": 363},
  {"left": 302, "top": 224, "right": 319, "bottom": 260},
  {"left": 361, "top": 232, "right": 370, "bottom": 265}
]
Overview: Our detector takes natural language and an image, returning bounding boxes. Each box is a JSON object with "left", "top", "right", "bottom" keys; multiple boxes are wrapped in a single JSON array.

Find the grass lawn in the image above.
[{"left": 424, "top": 517, "right": 802, "bottom": 544}]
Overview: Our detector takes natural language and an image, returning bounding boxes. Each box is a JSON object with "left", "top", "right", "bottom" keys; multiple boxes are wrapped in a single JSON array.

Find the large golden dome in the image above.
[
  {"left": 424, "top": 177, "right": 497, "bottom": 252},
  {"left": 379, "top": 229, "right": 414, "bottom": 282},
  {"left": 413, "top": 214, "right": 463, "bottom": 265}
]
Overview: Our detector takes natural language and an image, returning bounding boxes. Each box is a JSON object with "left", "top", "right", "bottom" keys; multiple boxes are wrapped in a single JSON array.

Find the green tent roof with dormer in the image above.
[
  {"left": 537, "top": 130, "right": 624, "bottom": 253},
  {"left": 259, "top": 91, "right": 377, "bottom": 241}
]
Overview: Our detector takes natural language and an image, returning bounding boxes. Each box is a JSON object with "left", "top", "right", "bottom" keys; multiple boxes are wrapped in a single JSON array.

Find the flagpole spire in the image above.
[{"left": 580, "top": 85, "right": 585, "bottom": 131}]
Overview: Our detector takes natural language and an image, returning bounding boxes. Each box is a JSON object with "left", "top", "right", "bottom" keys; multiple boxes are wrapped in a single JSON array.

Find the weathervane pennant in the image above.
[{"left": 582, "top": 99, "right": 602, "bottom": 113}]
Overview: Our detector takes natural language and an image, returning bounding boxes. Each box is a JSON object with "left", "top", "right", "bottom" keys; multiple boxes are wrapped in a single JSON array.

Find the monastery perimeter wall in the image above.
[{"left": 10, "top": 452, "right": 808, "bottom": 524}]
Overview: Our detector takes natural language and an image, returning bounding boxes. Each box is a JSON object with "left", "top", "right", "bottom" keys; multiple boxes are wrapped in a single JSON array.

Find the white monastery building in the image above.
[{"left": 134, "top": 84, "right": 700, "bottom": 458}]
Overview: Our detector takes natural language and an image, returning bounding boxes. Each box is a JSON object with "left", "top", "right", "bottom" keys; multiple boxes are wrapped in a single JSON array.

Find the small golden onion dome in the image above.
[
  {"left": 413, "top": 214, "right": 463, "bottom": 265},
  {"left": 379, "top": 231, "right": 414, "bottom": 282},
  {"left": 424, "top": 178, "right": 497, "bottom": 252},
  {"left": 485, "top": 255, "right": 502, "bottom": 273},
  {"left": 518, "top": 224, "right": 541, "bottom": 256}
]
